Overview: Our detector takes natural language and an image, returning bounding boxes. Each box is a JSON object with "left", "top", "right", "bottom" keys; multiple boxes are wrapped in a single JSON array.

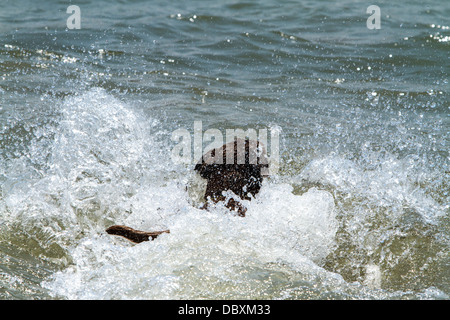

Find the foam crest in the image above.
[
  {"left": 1, "top": 88, "right": 163, "bottom": 256},
  {"left": 1, "top": 88, "right": 344, "bottom": 299},
  {"left": 299, "top": 154, "right": 445, "bottom": 223},
  {"left": 43, "top": 181, "right": 341, "bottom": 299}
]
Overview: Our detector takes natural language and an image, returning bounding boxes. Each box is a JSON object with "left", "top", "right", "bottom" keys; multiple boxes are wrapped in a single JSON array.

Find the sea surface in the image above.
[{"left": 0, "top": 0, "right": 448, "bottom": 300}]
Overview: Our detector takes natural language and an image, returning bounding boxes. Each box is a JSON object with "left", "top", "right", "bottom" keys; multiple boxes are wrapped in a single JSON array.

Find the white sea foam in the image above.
[
  {"left": 43, "top": 182, "right": 342, "bottom": 299},
  {"left": 26, "top": 88, "right": 345, "bottom": 299},
  {"left": 298, "top": 154, "right": 445, "bottom": 223},
  {"left": 3, "top": 88, "right": 446, "bottom": 300}
]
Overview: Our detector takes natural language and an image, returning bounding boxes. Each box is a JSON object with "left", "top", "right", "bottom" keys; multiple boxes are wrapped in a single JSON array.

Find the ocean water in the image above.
[{"left": 0, "top": 0, "right": 448, "bottom": 300}]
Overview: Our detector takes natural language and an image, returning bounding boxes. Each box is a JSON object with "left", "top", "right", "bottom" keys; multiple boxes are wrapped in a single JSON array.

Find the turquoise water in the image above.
[{"left": 0, "top": 0, "right": 448, "bottom": 299}]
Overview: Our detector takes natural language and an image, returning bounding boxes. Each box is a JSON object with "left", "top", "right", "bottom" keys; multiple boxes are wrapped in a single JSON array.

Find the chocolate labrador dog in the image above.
[{"left": 106, "top": 138, "right": 268, "bottom": 243}]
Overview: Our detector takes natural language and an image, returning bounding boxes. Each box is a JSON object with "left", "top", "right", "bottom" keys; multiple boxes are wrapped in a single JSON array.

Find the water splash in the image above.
[{"left": 1, "top": 89, "right": 448, "bottom": 300}]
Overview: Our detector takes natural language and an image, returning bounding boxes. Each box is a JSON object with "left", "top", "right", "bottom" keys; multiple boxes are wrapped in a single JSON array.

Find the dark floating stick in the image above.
[{"left": 106, "top": 225, "right": 170, "bottom": 243}]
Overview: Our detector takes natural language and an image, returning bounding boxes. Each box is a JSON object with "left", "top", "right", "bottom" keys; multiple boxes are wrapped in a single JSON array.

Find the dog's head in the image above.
[{"left": 194, "top": 138, "right": 268, "bottom": 202}]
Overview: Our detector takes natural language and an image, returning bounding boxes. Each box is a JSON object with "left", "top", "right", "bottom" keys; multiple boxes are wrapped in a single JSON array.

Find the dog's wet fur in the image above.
[{"left": 106, "top": 138, "right": 268, "bottom": 243}]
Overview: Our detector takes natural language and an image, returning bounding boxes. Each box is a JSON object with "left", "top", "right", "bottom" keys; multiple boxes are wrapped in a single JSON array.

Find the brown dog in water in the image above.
[{"left": 106, "top": 138, "right": 269, "bottom": 243}]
